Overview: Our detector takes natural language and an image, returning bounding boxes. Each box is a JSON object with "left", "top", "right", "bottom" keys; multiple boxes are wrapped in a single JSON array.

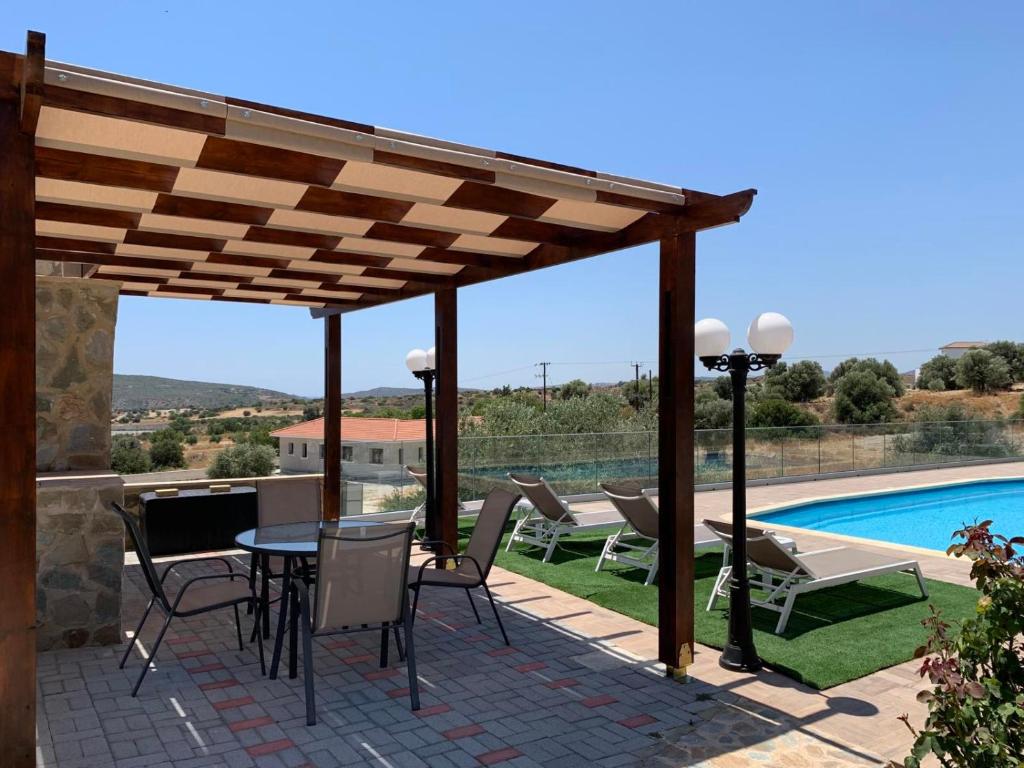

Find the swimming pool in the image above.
[{"left": 753, "top": 478, "right": 1024, "bottom": 551}]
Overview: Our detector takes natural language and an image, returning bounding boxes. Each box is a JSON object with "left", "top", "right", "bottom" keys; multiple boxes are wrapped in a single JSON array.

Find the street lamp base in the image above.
[{"left": 719, "top": 642, "right": 763, "bottom": 673}]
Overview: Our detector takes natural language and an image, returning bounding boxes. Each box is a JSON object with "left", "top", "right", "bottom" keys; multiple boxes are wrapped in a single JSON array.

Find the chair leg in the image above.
[
  {"left": 542, "top": 529, "right": 561, "bottom": 563},
  {"left": 261, "top": 560, "right": 271, "bottom": 639},
  {"left": 410, "top": 586, "right": 421, "bottom": 627},
  {"left": 393, "top": 626, "right": 405, "bottom": 661},
  {"left": 120, "top": 597, "right": 155, "bottom": 669},
  {"left": 132, "top": 611, "right": 172, "bottom": 697},
  {"left": 253, "top": 600, "right": 266, "bottom": 676},
  {"left": 379, "top": 627, "right": 389, "bottom": 668},
  {"left": 645, "top": 551, "right": 659, "bottom": 587},
  {"left": 707, "top": 567, "right": 730, "bottom": 611},
  {"left": 482, "top": 583, "right": 509, "bottom": 646},
  {"left": 775, "top": 590, "right": 798, "bottom": 634},
  {"left": 402, "top": 607, "right": 420, "bottom": 711},
  {"left": 246, "top": 553, "right": 256, "bottom": 614},
  {"left": 300, "top": 602, "right": 316, "bottom": 726},
  {"left": 233, "top": 604, "right": 243, "bottom": 652},
  {"left": 465, "top": 588, "right": 481, "bottom": 624},
  {"left": 505, "top": 516, "right": 524, "bottom": 552},
  {"left": 288, "top": 585, "right": 300, "bottom": 680},
  {"left": 269, "top": 567, "right": 292, "bottom": 680}
]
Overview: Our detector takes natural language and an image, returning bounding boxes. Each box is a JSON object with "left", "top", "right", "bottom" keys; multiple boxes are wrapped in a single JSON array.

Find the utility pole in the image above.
[
  {"left": 537, "top": 361, "right": 551, "bottom": 411},
  {"left": 631, "top": 361, "right": 642, "bottom": 410},
  {"left": 648, "top": 368, "right": 654, "bottom": 404}
]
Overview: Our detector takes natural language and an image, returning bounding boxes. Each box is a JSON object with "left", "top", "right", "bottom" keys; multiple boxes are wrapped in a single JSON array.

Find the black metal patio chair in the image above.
[
  {"left": 409, "top": 488, "right": 521, "bottom": 645},
  {"left": 112, "top": 502, "right": 264, "bottom": 696},
  {"left": 291, "top": 521, "right": 419, "bottom": 725}
]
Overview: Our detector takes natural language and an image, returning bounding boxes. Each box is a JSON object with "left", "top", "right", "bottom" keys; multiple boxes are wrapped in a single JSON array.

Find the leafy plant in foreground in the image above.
[{"left": 895, "top": 522, "right": 1024, "bottom": 767}]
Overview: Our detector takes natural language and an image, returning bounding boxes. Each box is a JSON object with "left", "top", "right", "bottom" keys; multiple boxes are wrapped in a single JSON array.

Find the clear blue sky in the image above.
[{"left": 9, "top": 2, "right": 1023, "bottom": 396}]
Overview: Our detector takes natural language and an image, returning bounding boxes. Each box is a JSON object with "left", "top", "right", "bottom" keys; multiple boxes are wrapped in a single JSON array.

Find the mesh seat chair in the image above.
[
  {"left": 506, "top": 473, "right": 623, "bottom": 562},
  {"left": 249, "top": 476, "right": 322, "bottom": 637},
  {"left": 597, "top": 483, "right": 722, "bottom": 585},
  {"left": 409, "top": 489, "right": 522, "bottom": 645},
  {"left": 292, "top": 522, "right": 418, "bottom": 725},
  {"left": 111, "top": 502, "right": 263, "bottom": 696}
]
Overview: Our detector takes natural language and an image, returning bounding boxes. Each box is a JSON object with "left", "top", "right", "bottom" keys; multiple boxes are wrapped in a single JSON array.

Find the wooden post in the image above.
[
  {"left": 0, "top": 31, "right": 43, "bottom": 768},
  {"left": 657, "top": 229, "right": 696, "bottom": 677},
  {"left": 322, "top": 313, "right": 341, "bottom": 520},
  {"left": 434, "top": 289, "right": 459, "bottom": 555}
]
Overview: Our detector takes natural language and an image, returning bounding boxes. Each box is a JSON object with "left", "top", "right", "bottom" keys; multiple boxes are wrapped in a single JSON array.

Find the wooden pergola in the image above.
[{"left": 0, "top": 31, "right": 755, "bottom": 765}]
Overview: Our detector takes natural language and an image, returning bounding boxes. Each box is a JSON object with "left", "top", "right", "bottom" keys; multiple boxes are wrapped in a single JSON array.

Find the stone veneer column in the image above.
[{"left": 35, "top": 276, "right": 125, "bottom": 650}]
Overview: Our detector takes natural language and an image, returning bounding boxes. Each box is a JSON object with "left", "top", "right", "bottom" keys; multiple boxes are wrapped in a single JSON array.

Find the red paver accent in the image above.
[
  {"left": 364, "top": 668, "right": 400, "bottom": 681},
  {"left": 462, "top": 634, "right": 488, "bottom": 643},
  {"left": 187, "top": 663, "right": 226, "bottom": 674},
  {"left": 245, "top": 739, "right": 295, "bottom": 757},
  {"left": 545, "top": 678, "right": 579, "bottom": 689},
  {"left": 443, "top": 723, "right": 485, "bottom": 740},
  {"left": 487, "top": 647, "right": 516, "bottom": 657},
  {"left": 582, "top": 694, "right": 618, "bottom": 708},
  {"left": 213, "top": 696, "right": 255, "bottom": 710},
  {"left": 174, "top": 649, "right": 214, "bottom": 659},
  {"left": 387, "top": 687, "right": 410, "bottom": 699},
  {"left": 414, "top": 703, "right": 452, "bottom": 718},
  {"left": 229, "top": 716, "right": 275, "bottom": 733},
  {"left": 343, "top": 654, "right": 376, "bottom": 665},
  {"left": 167, "top": 635, "right": 202, "bottom": 646},
  {"left": 324, "top": 638, "right": 358, "bottom": 650},
  {"left": 618, "top": 714, "right": 657, "bottom": 728},
  {"left": 514, "top": 662, "right": 546, "bottom": 673},
  {"left": 476, "top": 747, "right": 522, "bottom": 765},
  {"left": 199, "top": 679, "right": 240, "bottom": 691}
]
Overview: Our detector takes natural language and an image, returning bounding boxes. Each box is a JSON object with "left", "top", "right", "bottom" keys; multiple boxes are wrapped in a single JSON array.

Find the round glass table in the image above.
[{"left": 235, "top": 519, "right": 382, "bottom": 679}]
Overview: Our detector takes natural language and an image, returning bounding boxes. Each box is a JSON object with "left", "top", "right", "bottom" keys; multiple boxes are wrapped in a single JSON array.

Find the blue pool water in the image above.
[{"left": 754, "top": 478, "right": 1024, "bottom": 551}]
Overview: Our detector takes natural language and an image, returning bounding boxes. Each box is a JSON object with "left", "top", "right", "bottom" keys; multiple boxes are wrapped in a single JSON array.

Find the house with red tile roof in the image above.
[{"left": 271, "top": 417, "right": 426, "bottom": 476}]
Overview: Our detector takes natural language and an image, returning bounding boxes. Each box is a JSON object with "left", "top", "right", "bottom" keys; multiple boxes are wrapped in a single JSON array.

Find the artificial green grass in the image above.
[{"left": 459, "top": 520, "right": 980, "bottom": 690}]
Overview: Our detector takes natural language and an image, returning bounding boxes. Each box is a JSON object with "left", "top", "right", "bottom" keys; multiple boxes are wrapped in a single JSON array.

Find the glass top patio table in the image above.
[{"left": 234, "top": 519, "right": 383, "bottom": 557}]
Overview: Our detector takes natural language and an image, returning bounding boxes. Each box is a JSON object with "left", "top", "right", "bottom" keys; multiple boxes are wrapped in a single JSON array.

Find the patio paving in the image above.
[{"left": 38, "top": 463, "right": 1019, "bottom": 767}]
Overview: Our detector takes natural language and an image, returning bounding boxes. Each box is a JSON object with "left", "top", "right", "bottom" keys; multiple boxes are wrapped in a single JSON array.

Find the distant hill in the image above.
[
  {"left": 344, "top": 386, "right": 481, "bottom": 398},
  {"left": 113, "top": 374, "right": 298, "bottom": 411}
]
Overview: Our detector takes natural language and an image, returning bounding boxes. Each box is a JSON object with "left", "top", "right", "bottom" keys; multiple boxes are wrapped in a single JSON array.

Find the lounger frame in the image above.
[{"left": 707, "top": 533, "right": 928, "bottom": 634}]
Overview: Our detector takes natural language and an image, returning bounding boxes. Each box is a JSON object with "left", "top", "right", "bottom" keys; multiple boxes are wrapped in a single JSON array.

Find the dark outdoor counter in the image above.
[{"left": 140, "top": 486, "right": 257, "bottom": 556}]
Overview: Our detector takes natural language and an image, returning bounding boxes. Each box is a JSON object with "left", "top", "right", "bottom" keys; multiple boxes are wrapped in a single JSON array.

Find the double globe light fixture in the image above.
[{"left": 694, "top": 312, "right": 794, "bottom": 673}]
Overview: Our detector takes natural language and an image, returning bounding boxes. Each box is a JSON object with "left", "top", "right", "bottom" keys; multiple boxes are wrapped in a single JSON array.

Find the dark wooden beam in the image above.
[
  {"left": 323, "top": 314, "right": 342, "bottom": 520},
  {"left": 657, "top": 230, "right": 696, "bottom": 678},
  {"left": 0, "top": 75, "right": 39, "bottom": 768},
  {"left": 19, "top": 31, "right": 44, "bottom": 135},
  {"left": 434, "top": 288, "right": 459, "bottom": 558}
]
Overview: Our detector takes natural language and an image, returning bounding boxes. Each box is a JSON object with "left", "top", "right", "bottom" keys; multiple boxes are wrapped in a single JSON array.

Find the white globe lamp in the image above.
[
  {"left": 694, "top": 318, "right": 731, "bottom": 359},
  {"left": 747, "top": 312, "right": 794, "bottom": 357},
  {"left": 405, "top": 348, "right": 428, "bottom": 373}
]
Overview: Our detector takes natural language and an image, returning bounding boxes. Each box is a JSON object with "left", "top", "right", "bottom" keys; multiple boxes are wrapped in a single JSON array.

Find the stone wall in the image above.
[
  {"left": 36, "top": 472, "right": 125, "bottom": 650},
  {"left": 35, "top": 276, "right": 124, "bottom": 650},
  {"left": 36, "top": 276, "right": 119, "bottom": 472}
]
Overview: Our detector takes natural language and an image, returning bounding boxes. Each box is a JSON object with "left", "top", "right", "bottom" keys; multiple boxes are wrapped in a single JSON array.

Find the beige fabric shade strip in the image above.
[{"left": 12, "top": 53, "right": 755, "bottom": 311}]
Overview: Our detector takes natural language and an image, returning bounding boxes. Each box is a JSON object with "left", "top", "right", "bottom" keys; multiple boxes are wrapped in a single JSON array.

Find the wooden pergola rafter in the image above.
[{"left": 0, "top": 31, "right": 755, "bottom": 768}]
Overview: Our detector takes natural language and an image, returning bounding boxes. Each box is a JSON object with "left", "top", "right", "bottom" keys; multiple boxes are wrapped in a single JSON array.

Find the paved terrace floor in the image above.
[{"left": 36, "top": 463, "right": 1021, "bottom": 767}]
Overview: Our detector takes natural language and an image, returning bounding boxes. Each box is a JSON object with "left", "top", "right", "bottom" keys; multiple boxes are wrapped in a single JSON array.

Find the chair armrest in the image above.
[
  {"left": 418, "top": 539, "right": 458, "bottom": 557},
  {"left": 169, "top": 571, "right": 246, "bottom": 612},
  {"left": 161, "top": 556, "right": 235, "bottom": 583},
  {"left": 413, "top": 554, "right": 485, "bottom": 586}
]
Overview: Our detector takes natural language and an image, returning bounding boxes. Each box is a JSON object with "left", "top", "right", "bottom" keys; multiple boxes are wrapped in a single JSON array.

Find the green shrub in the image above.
[
  {"left": 111, "top": 435, "right": 152, "bottom": 475},
  {"left": 898, "top": 522, "right": 1024, "bottom": 767},
  {"left": 833, "top": 370, "right": 898, "bottom": 424},
  {"left": 148, "top": 438, "right": 185, "bottom": 470},
  {"left": 748, "top": 398, "right": 819, "bottom": 430},
  {"left": 985, "top": 340, "right": 1024, "bottom": 382},
  {"left": 829, "top": 357, "right": 905, "bottom": 396},
  {"left": 762, "top": 360, "right": 827, "bottom": 402},
  {"left": 917, "top": 355, "right": 959, "bottom": 391},
  {"left": 378, "top": 486, "right": 426, "bottom": 513},
  {"left": 955, "top": 349, "right": 1012, "bottom": 394},
  {"left": 558, "top": 379, "right": 591, "bottom": 400},
  {"left": 207, "top": 444, "right": 277, "bottom": 479},
  {"left": 891, "top": 405, "right": 1011, "bottom": 459}
]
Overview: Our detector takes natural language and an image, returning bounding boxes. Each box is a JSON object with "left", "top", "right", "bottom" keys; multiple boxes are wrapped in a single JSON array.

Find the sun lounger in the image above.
[
  {"left": 597, "top": 482, "right": 720, "bottom": 585},
  {"left": 506, "top": 473, "right": 623, "bottom": 562},
  {"left": 703, "top": 518, "right": 928, "bottom": 634},
  {"left": 405, "top": 465, "right": 465, "bottom": 532}
]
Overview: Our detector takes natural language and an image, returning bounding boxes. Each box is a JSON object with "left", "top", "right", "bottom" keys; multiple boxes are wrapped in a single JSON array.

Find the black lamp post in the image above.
[
  {"left": 695, "top": 313, "right": 794, "bottom": 673},
  {"left": 406, "top": 347, "right": 438, "bottom": 551}
]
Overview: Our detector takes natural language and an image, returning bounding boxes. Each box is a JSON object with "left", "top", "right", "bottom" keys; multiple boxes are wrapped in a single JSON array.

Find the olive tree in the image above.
[
  {"left": 207, "top": 444, "right": 277, "bottom": 479},
  {"left": 917, "top": 355, "right": 959, "bottom": 391},
  {"left": 833, "top": 370, "right": 898, "bottom": 424},
  {"left": 955, "top": 349, "right": 1011, "bottom": 394}
]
